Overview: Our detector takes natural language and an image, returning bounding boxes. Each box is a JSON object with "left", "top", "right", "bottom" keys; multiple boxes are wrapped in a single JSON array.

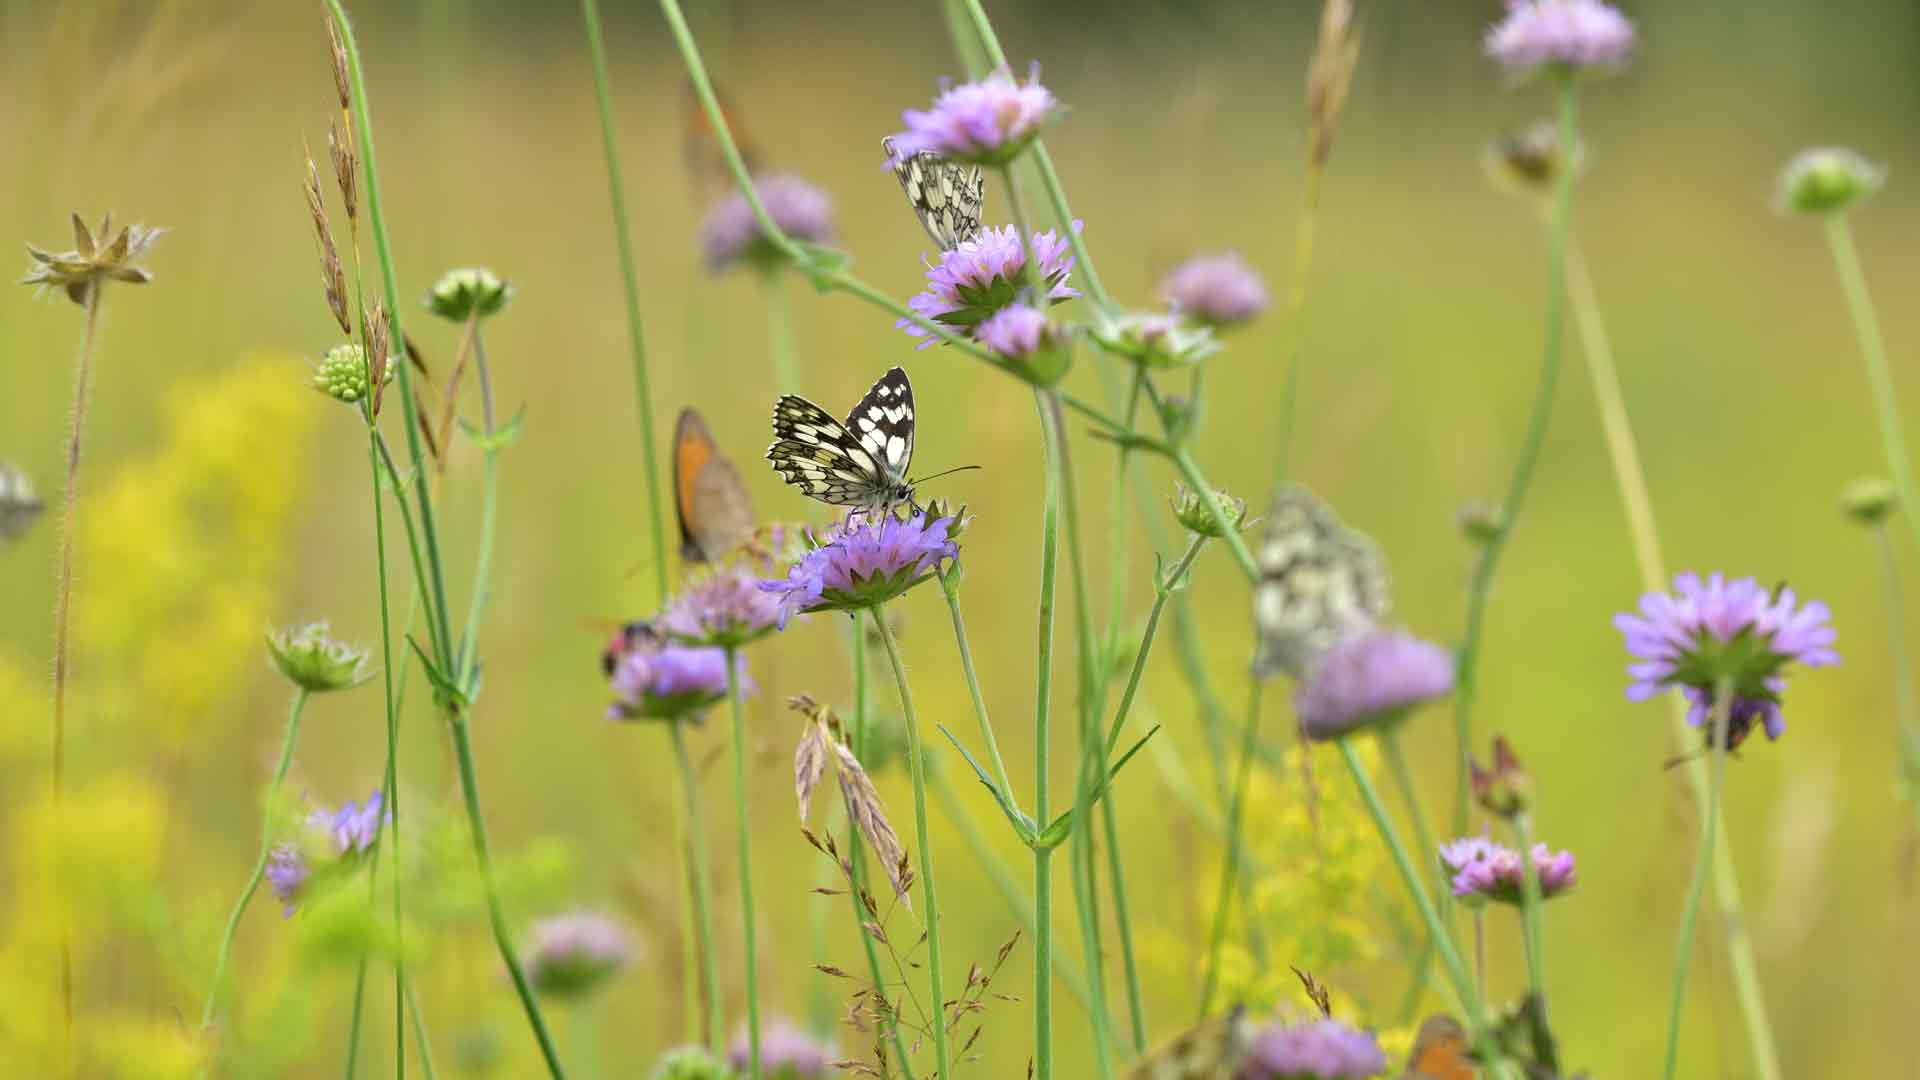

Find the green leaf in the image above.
[
  {"left": 794, "top": 242, "right": 853, "bottom": 291},
  {"left": 1034, "top": 726, "right": 1159, "bottom": 851},
  {"left": 408, "top": 636, "right": 468, "bottom": 712},
  {"left": 458, "top": 405, "right": 526, "bottom": 453},
  {"left": 936, "top": 723, "right": 1036, "bottom": 845}
]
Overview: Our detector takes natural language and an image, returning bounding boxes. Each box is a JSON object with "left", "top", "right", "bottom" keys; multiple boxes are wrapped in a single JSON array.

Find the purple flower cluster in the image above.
[
  {"left": 660, "top": 568, "right": 786, "bottom": 648},
  {"left": 974, "top": 303, "right": 1052, "bottom": 360},
  {"left": 760, "top": 513, "right": 958, "bottom": 625},
  {"left": 265, "top": 844, "right": 309, "bottom": 916},
  {"left": 1486, "top": 0, "right": 1635, "bottom": 74},
  {"left": 525, "top": 911, "right": 632, "bottom": 998},
  {"left": 1293, "top": 629, "right": 1456, "bottom": 741},
  {"left": 884, "top": 67, "right": 1059, "bottom": 167},
  {"left": 899, "top": 223, "right": 1081, "bottom": 348},
  {"left": 607, "top": 639, "right": 745, "bottom": 722},
  {"left": 1160, "top": 252, "right": 1271, "bottom": 329},
  {"left": 700, "top": 173, "right": 836, "bottom": 271},
  {"left": 1439, "top": 834, "right": 1577, "bottom": 907},
  {"left": 1239, "top": 1018, "right": 1386, "bottom": 1079},
  {"left": 311, "top": 790, "right": 385, "bottom": 855},
  {"left": 1615, "top": 572, "right": 1838, "bottom": 748},
  {"left": 729, "top": 1018, "right": 834, "bottom": 1077}
]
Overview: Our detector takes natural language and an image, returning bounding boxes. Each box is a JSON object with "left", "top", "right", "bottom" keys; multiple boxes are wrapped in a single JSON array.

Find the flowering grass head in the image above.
[
  {"left": 761, "top": 512, "right": 958, "bottom": 625},
  {"left": 1159, "top": 252, "right": 1271, "bottom": 329},
  {"left": 1614, "top": 572, "right": 1838, "bottom": 749},
  {"left": 885, "top": 66, "right": 1060, "bottom": 168},
  {"left": 659, "top": 567, "right": 785, "bottom": 648},
  {"left": 606, "top": 638, "right": 745, "bottom": 721},
  {"left": 1439, "top": 834, "right": 1577, "bottom": 907},
  {"left": 524, "top": 911, "right": 631, "bottom": 999},
  {"left": 701, "top": 172, "right": 837, "bottom": 272},
  {"left": 899, "top": 223, "right": 1080, "bottom": 347},
  {"left": 1241, "top": 1017, "right": 1387, "bottom": 1079},
  {"left": 1486, "top": 0, "right": 1635, "bottom": 76},
  {"left": 729, "top": 1018, "right": 833, "bottom": 1078},
  {"left": 1294, "top": 629, "right": 1455, "bottom": 741}
]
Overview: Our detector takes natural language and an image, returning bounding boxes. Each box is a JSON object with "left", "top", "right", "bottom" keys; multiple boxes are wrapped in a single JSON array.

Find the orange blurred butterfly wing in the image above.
[
  {"left": 1401, "top": 1015, "right": 1476, "bottom": 1080},
  {"left": 673, "top": 407, "right": 756, "bottom": 564},
  {"left": 683, "top": 79, "right": 762, "bottom": 202}
]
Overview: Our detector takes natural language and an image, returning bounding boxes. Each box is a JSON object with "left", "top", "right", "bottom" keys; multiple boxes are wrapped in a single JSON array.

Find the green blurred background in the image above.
[{"left": 4, "top": 0, "right": 1919, "bottom": 1075}]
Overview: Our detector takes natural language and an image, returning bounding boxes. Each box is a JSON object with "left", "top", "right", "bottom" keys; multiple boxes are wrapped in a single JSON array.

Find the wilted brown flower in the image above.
[
  {"left": 304, "top": 151, "right": 351, "bottom": 335},
  {"left": 1470, "top": 734, "right": 1531, "bottom": 820},
  {"left": 21, "top": 212, "right": 163, "bottom": 307},
  {"left": 324, "top": 11, "right": 351, "bottom": 110}
]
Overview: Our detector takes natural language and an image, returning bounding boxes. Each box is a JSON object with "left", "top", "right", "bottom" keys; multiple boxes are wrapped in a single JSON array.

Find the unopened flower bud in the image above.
[
  {"left": 1778, "top": 148, "right": 1884, "bottom": 215},
  {"left": 1485, "top": 121, "right": 1585, "bottom": 197},
  {"left": 1091, "top": 310, "right": 1221, "bottom": 369},
  {"left": 311, "top": 343, "right": 390, "bottom": 405},
  {"left": 1840, "top": 477, "right": 1897, "bottom": 526},
  {"left": 267, "top": 621, "right": 373, "bottom": 693},
  {"left": 425, "top": 266, "right": 513, "bottom": 321},
  {"left": 1470, "top": 735, "right": 1531, "bottom": 820},
  {"left": 1456, "top": 501, "right": 1506, "bottom": 545},
  {"left": 1171, "top": 483, "right": 1248, "bottom": 538}
]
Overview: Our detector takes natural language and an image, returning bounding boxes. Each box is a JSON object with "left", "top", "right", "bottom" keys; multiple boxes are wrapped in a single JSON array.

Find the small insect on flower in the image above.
[
  {"left": 0, "top": 462, "right": 46, "bottom": 546},
  {"left": 767, "top": 367, "right": 918, "bottom": 517},
  {"left": 674, "top": 407, "right": 757, "bottom": 565},
  {"left": 883, "top": 135, "right": 986, "bottom": 253}
]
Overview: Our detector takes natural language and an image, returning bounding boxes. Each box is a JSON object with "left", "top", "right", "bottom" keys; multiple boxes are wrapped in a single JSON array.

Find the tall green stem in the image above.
[
  {"left": 1103, "top": 536, "right": 1206, "bottom": 756},
  {"left": 1274, "top": 163, "right": 1326, "bottom": 484},
  {"left": 724, "top": 648, "right": 762, "bottom": 1078},
  {"left": 870, "top": 612, "right": 950, "bottom": 1079},
  {"left": 848, "top": 613, "right": 917, "bottom": 1077},
  {"left": 761, "top": 267, "right": 801, "bottom": 394},
  {"left": 1874, "top": 526, "right": 1920, "bottom": 837},
  {"left": 1512, "top": 813, "right": 1548, "bottom": 1014},
  {"left": 1198, "top": 680, "right": 1262, "bottom": 1018},
  {"left": 940, "top": 565, "right": 1018, "bottom": 808},
  {"left": 1661, "top": 682, "right": 1732, "bottom": 1080},
  {"left": 200, "top": 688, "right": 312, "bottom": 1032},
  {"left": 669, "top": 722, "right": 721, "bottom": 1049},
  {"left": 1451, "top": 75, "right": 1580, "bottom": 838},
  {"left": 455, "top": 329, "right": 501, "bottom": 685},
  {"left": 1380, "top": 727, "right": 1447, "bottom": 1015},
  {"left": 1030, "top": 382, "right": 1062, "bottom": 1080},
  {"left": 1827, "top": 214, "right": 1920, "bottom": 570}
]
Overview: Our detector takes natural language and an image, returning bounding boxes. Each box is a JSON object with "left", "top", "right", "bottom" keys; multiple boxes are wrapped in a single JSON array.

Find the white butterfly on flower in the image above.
[{"left": 1251, "top": 485, "right": 1391, "bottom": 679}]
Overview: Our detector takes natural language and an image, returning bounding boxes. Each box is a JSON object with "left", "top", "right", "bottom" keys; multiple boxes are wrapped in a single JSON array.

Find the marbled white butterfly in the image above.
[
  {"left": 0, "top": 462, "right": 45, "bottom": 545},
  {"left": 1251, "top": 485, "right": 1391, "bottom": 679},
  {"left": 1124, "top": 1007, "right": 1257, "bottom": 1080},
  {"left": 766, "top": 367, "right": 917, "bottom": 516},
  {"left": 884, "top": 136, "right": 985, "bottom": 252}
]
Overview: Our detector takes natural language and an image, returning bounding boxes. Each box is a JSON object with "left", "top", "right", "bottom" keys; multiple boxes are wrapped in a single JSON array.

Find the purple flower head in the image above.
[
  {"left": 525, "top": 911, "right": 631, "bottom": 999},
  {"left": 729, "top": 1018, "right": 834, "bottom": 1077},
  {"left": 760, "top": 513, "right": 958, "bottom": 625},
  {"left": 884, "top": 66, "right": 1060, "bottom": 168},
  {"left": 606, "top": 638, "right": 746, "bottom": 722},
  {"left": 1614, "top": 572, "right": 1838, "bottom": 750},
  {"left": 266, "top": 844, "right": 309, "bottom": 917},
  {"left": 700, "top": 173, "right": 836, "bottom": 272},
  {"left": 1239, "top": 1018, "right": 1387, "bottom": 1079},
  {"left": 310, "top": 790, "right": 385, "bottom": 856},
  {"left": 1293, "top": 629, "right": 1455, "bottom": 741},
  {"left": 975, "top": 303, "right": 1071, "bottom": 383},
  {"left": 659, "top": 568, "right": 786, "bottom": 648},
  {"left": 1160, "top": 252, "right": 1272, "bottom": 329},
  {"left": 898, "top": 222, "right": 1081, "bottom": 348},
  {"left": 1439, "top": 833, "right": 1578, "bottom": 907},
  {"left": 1486, "top": 0, "right": 1635, "bottom": 75}
]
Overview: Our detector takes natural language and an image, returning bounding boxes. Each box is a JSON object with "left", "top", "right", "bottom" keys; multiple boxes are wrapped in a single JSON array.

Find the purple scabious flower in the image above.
[
  {"left": 311, "top": 790, "right": 385, "bottom": 856},
  {"left": 1439, "top": 834, "right": 1578, "bottom": 907},
  {"left": 1486, "top": 0, "right": 1634, "bottom": 75},
  {"left": 265, "top": 844, "right": 309, "bottom": 917},
  {"left": 700, "top": 173, "right": 836, "bottom": 272},
  {"left": 729, "top": 1018, "right": 834, "bottom": 1077},
  {"left": 975, "top": 303, "right": 1071, "bottom": 383},
  {"left": 1239, "top": 1018, "right": 1387, "bottom": 1079},
  {"left": 760, "top": 513, "right": 958, "bottom": 626},
  {"left": 1160, "top": 252, "right": 1271, "bottom": 329},
  {"left": 607, "top": 640, "right": 745, "bottom": 722},
  {"left": 898, "top": 222, "right": 1081, "bottom": 348},
  {"left": 659, "top": 568, "right": 786, "bottom": 648},
  {"left": 1614, "top": 572, "right": 1838, "bottom": 749},
  {"left": 884, "top": 67, "right": 1060, "bottom": 168},
  {"left": 1294, "top": 629, "right": 1455, "bottom": 741},
  {"left": 525, "top": 911, "right": 631, "bottom": 999}
]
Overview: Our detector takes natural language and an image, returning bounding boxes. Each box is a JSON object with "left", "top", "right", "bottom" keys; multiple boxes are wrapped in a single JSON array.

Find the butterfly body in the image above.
[
  {"left": 599, "top": 619, "right": 660, "bottom": 677},
  {"left": 767, "top": 367, "right": 918, "bottom": 517},
  {"left": 673, "top": 407, "right": 756, "bottom": 564},
  {"left": 884, "top": 136, "right": 985, "bottom": 252},
  {"left": 1252, "top": 485, "right": 1390, "bottom": 678},
  {"left": 1125, "top": 1008, "right": 1256, "bottom": 1080}
]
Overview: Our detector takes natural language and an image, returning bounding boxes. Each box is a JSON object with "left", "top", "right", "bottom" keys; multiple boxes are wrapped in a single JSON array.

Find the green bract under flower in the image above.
[
  {"left": 1170, "top": 483, "right": 1248, "bottom": 538},
  {"left": 267, "top": 621, "right": 373, "bottom": 693},
  {"left": 425, "top": 266, "right": 513, "bottom": 321},
  {"left": 311, "top": 343, "right": 392, "bottom": 405},
  {"left": 1091, "top": 310, "right": 1220, "bottom": 369}
]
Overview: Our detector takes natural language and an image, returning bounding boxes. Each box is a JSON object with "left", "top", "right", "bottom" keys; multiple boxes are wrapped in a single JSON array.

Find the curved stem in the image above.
[
  {"left": 405, "top": 980, "right": 439, "bottom": 1080},
  {"left": 1105, "top": 536, "right": 1206, "bottom": 756},
  {"left": 200, "top": 688, "right": 312, "bottom": 1031},
  {"left": 669, "top": 721, "right": 721, "bottom": 1049},
  {"left": 1661, "top": 682, "right": 1732, "bottom": 1080},
  {"left": 1198, "top": 680, "right": 1262, "bottom": 1018},
  {"left": 939, "top": 564, "right": 1017, "bottom": 807},
  {"left": 870, "top": 611, "right": 950, "bottom": 1079},
  {"left": 848, "top": 613, "right": 918, "bottom": 1077},
  {"left": 724, "top": 649, "right": 762, "bottom": 1078},
  {"left": 1451, "top": 76, "right": 1580, "bottom": 838}
]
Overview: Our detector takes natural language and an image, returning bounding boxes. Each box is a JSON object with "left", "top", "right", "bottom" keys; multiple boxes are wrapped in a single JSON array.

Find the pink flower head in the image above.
[
  {"left": 1486, "top": 0, "right": 1635, "bottom": 75},
  {"left": 884, "top": 66, "right": 1060, "bottom": 168},
  {"left": 659, "top": 568, "right": 786, "bottom": 648},
  {"left": 1440, "top": 834, "right": 1578, "bottom": 907},
  {"left": 899, "top": 223, "right": 1081, "bottom": 348},
  {"left": 1293, "top": 629, "right": 1456, "bottom": 741},
  {"left": 760, "top": 513, "right": 958, "bottom": 625},
  {"left": 700, "top": 173, "right": 836, "bottom": 271},
  {"left": 1159, "top": 252, "right": 1271, "bottom": 329}
]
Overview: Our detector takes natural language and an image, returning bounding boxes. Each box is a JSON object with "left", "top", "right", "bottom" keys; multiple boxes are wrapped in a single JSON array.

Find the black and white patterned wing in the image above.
[
  {"left": 841, "top": 366, "right": 915, "bottom": 489},
  {"left": 885, "top": 137, "right": 985, "bottom": 252},
  {"left": 767, "top": 395, "right": 889, "bottom": 508},
  {"left": 1251, "top": 485, "right": 1391, "bottom": 679}
]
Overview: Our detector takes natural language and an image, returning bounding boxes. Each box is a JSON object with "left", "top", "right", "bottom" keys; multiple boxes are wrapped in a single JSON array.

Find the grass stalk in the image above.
[
  {"left": 724, "top": 648, "right": 762, "bottom": 1077},
  {"left": 848, "top": 612, "right": 917, "bottom": 1076},
  {"left": 1661, "top": 682, "right": 1733, "bottom": 1080},
  {"left": 760, "top": 266, "right": 801, "bottom": 394},
  {"left": 669, "top": 721, "right": 722, "bottom": 1049},
  {"left": 1198, "top": 679, "right": 1262, "bottom": 1018}
]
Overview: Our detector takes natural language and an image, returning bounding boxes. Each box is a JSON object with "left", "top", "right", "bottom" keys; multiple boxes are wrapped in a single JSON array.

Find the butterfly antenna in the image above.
[{"left": 908, "top": 464, "right": 984, "bottom": 485}]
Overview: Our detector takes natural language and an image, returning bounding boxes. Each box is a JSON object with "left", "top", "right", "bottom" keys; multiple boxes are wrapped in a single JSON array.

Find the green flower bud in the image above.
[
  {"left": 648, "top": 1046, "right": 732, "bottom": 1080},
  {"left": 1456, "top": 501, "right": 1506, "bottom": 546},
  {"left": 267, "top": 621, "right": 373, "bottom": 693},
  {"left": 1171, "top": 483, "right": 1249, "bottom": 538},
  {"left": 1090, "top": 310, "right": 1221, "bottom": 369},
  {"left": 425, "top": 266, "right": 513, "bottom": 321},
  {"left": 1839, "top": 476, "right": 1897, "bottom": 526},
  {"left": 310, "top": 344, "right": 391, "bottom": 405},
  {"left": 1778, "top": 148, "right": 1884, "bottom": 215}
]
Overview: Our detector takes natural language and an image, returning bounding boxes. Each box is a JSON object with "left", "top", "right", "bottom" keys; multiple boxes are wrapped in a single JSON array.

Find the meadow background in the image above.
[{"left": 2, "top": 0, "right": 1918, "bottom": 1075}]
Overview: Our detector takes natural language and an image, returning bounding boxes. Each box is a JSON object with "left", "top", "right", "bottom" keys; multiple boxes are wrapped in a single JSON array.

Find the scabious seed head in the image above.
[
  {"left": 1486, "top": 0, "right": 1635, "bottom": 77},
  {"left": 311, "top": 343, "right": 392, "bottom": 405},
  {"left": 20, "top": 211, "right": 163, "bottom": 306},
  {"left": 425, "top": 266, "right": 513, "bottom": 321},
  {"left": 975, "top": 303, "right": 1071, "bottom": 384},
  {"left": 1159, "top": 252, "right": 1271, "bottom": 329},
  {"left": 1241, "top": 1017, "right": 1388, "bottom": 1079},
  {"left": 1440, "top": 833, "right": 1577, "bottom": 907},
  {"left": 1614, "top": 572, "right": 1839, "bottom": 750},
  {"left": 1777, "top": 148, "right": 1884, "bottom": 215},
  {"left": 1090, "top": 309, "right": 1221, "bottom": 369},
  {"left": 648, "top": 1046, "right": 733, "bottom": 1080},
  {"left": 1294, "top": 628, "right": 1455, "bottom": 741},
  {"left": 1839, "top": 477, "right": 1896, "bottom": 526},
  {"left": 899, "top": 223, "right": 1081, "bottom": 348},
  {"left": 606, "top": 639, "right": 745, "bottom": 722},
  {"left": 658, "top": 567, "right": 786, "bottom": 649},
  {"left": 700, "top": 173, "right": 837, "bottom": 272},
  {"left": 1170, "top": 483, "right": 1249, "bottom": 538},
  {"left": 525, "top": 912, "right": 632, "bottom": 999},
  {"left": 1485, "top": 120, "right": 1586, "bottom": 197},
  {"left": 729, "top": 1019, "right": 834, "bottom": 1077},
  {"left": 759, "top": 513, "right": 959, "bottom": 626},
  {"left": 884, "top": 66, "right": 1060, "bottom": 168},
  {"left": 267, "top": 621, "right": 373, "bottom": 693}
]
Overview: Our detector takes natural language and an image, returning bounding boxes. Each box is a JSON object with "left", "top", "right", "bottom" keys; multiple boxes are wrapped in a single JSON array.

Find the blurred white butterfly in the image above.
[
  {"left": 1125, "top": 1007, "right": 1257, "bottom": 1080},
  {"left": 883, "top": 136, "right": 985, "bottom": 252},
  {"left": 1251, "top": 485, "right": 1390, "bottom": 679},
  {"left": 0, "top": 462, "right": 45, "bottom": 546}
]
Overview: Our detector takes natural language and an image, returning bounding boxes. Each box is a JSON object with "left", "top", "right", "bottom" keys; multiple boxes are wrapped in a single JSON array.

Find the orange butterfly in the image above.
[
  {"left": 673, "top": 407, "right": 757, "bottom": 565},
  {"left": 1401, "top": 1015, "right": 1475, "bottom": 1080}
]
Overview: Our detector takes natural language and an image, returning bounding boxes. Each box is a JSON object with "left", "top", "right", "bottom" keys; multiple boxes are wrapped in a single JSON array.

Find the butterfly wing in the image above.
[
  {"left": 1125, "top": 1009, "right": 1256, "bottom": 1080},
  {"left": 1251, "top": 485, "right": 1391, "bottom": 678},
  {"left": 767, "top": 394, "right": 889, "bottom": 508},
  {"left": 885, "top": 137, "right": 985, "bottom": 252},
  {"left": 683, "top": 79, "right": 761, "bottom": 202},
  {"left": 0, "top": 462, "right": 45, "bottom": 544},
  {"left": 841, "top": 366, "right": 915, "bottom": 490},
  {"left": 673, "top": 408, "right": 756, "bottom": 564},
  {"left": 1400, "top": 1015, "right": 1476, "bottom": 1080}
]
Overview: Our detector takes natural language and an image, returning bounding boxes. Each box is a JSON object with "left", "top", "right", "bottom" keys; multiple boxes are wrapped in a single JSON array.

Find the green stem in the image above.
[
  {"left": 1198, "top": 679, "right": 1261, "bottom": 1018},
  {"left": 724, "top": 648, "right": 762, "bottom": 1078},
  {"left": 669, "top": 722, "right": 721, "bottom": 1050},
  {"left": 848, "top": 613, "right": 917, "bottom": 1077},
  {"left": 1828, "top": 214, "right": 1920, "bottom": 571},
  {"left": 1512, "top": 813, "right": 1548, "bottom": 1015},
  {"left": 1105, "top": 536, "right": 1207, "bottom": 757},
  {"left": 1876, "top": 526, "right": 1920, "bottom": 835},
  {"left": 1451, "top": 75, "right": 1580, "bottom": 838},
  {"left": 345, "top": 957, "right": 367, "bottom": 1078},
  {"left": 939, "top": 564, "right": 1018, "bottom": 809},
  {"left": 405, "top": 980, "right": 439, "bottom": 1080},
  {"left": 455, "top": 329, "right": 501, "bottom": 687},
  {"left": 580, "top": 0, "right": 668, "bottom": 606},
  {"left": 940, "top": 0, "right": 989, "bottom": 76},
  {"left": 1661, "top": 682, "right": 1733, "bottom": 1080},
  {"left": 1274, "top": 161, "right": 1326, "bottom": 484},
  {"left": 760, "top": 266, "right": 801, "bottom": 395},
  {"left": 870, "top": 611, "right": 951, "bottom": 1079},
  {"left": 200, "top": 688, "right": 312, "bottom": 1032},
  {"left": 1031, "top": 386, "right": 1062, "bottom": 1080},
  {"left": 1380, "top": 727, "right": 1446, "bottom": 1014}
]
